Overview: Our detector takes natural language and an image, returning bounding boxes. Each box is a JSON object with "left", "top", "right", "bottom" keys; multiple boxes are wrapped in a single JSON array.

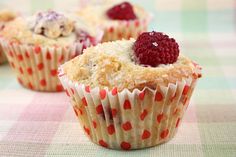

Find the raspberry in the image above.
[
  {"left": 76, "top": 30, "right": 96, "bottom": 49},
  {"left": 106, "top": 2, "right": 137, "bottom": 20},
  {"left": 133, "top": 31, "right": 179, "bottom": 67}
]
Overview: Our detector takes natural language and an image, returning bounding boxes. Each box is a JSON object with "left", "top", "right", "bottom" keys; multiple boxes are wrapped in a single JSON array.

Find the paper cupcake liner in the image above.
[
  {"left": 102, "top": 16, "right": 151, "bottom": 42},
  {"left": 58, "top": 64, "right": 201, "bottom": 150},
  {"left": 0, "top": 44, "right": 7, "bottom": 64},
  {"left": 0, "top": 35, "right": 101, "bottom": 92}
]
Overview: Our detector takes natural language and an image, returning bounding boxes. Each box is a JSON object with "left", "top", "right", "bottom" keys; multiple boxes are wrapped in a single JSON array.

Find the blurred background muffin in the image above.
[
  {"left": 0, "top": 10, "right": 103, "bottom": 92},
  {"left": 77, "top": 1, "right": 151, "bottom": 42},
  {"left": 0, "top": 9, "right": 17, "bottom": 64}
]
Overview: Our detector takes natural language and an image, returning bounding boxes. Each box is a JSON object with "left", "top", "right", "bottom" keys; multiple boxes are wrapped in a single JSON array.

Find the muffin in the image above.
[
  {"left": 77, "top": 1, "right": 151, "bottom": 42},
  {"left": 0, "top": 10, "right": 17, "bottom": 64},
  {"left": 0, "top": 10, "right": 103, "bottom": 92},
  {"left": 58, "top": 31, "right": 202, "bottom": 150}
]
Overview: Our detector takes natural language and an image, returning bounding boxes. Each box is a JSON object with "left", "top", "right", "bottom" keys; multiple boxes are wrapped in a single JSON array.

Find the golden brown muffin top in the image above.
[
  {"left": 0, "top": 10, "right": 16, "bottom": 22},
  {"left": 0, "top": 11, "right": 102, "bottom": 47},
  {"left": 63, "top": 39, "right": 201, "bottom": 91}
]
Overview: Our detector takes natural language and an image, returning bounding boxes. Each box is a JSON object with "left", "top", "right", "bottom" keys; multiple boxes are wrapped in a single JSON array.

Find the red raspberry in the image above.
[
  {"left": 106, "top": 2, "right": 137, "bottom": 20},
  {"left": 76, "top": 30, "right": 96, "bottom": 49},
  {"left": 133, "top": 31, "right": 179, "bottom": 67}
]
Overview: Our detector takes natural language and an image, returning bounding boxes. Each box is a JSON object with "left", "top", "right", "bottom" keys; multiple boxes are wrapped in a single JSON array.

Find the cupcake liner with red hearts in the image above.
[
  {"left": 0, "top": 35, "right": 102, "bottom": 92},
  {"left": 58, "top": 64, "right": 201, "bottom": 150},
  {"left": 102, "top": 16, "right": 151, "bottom": 42},
  {"left": 0, "top": 45, "right": 7, "bottom": 64}
]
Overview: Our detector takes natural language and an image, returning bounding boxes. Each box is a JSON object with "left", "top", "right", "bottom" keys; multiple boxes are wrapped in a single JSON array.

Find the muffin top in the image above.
[
  {"left": 0, "top": 10, "right": 16, "bottom": 22},
  {"left": 0, "top": 10, "right": 17, "bottom": 30},
  {"left": 63, "top": 32, "right": 201, "bottom": 91},
  {"left": 0, "top": 10, "right": 102, "bottom": 47},
  {"left": 77, "top": 1, "right": 149, "bottom": 28}
]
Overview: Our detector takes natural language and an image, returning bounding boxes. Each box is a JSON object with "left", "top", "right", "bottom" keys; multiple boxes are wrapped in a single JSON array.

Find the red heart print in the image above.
[
  {"left": 100, "top": 89, "right": 106, "bottom": 100},
  {"left": 111, "top": 108, "right": 117, "bottom": 117},
  {"left": 156, "top": 113, "right": 164, "bottom": 123},
  {"left": 107, "top": 124, "right": 115, "bottom": 135},
  {"left": 160, "top": 129, "right": 169, "bottom": 139},
  {"left": 183, "top": 85, "right": 189, "bottom": 95},
  {"left": 40, "top": 79, "right": 46, "bottom": 87},
  {"left": 93, "top": 121, "right": 97, "bottom": 129},
  {"left": 142, "top": 130, "right": 151, "bottom": 139},
  {"left": 123, "top": 100, "right": 131, "bottom": 110},
  {"left": 96, "top": 104, "right": 104, "bottom": 114},
  {"left": 37, "top": 63, "right": 44, "bottom": 70},
  {"left": 51, "top": 69, "right": 57, "bottom": 76},
  {"left": 155, "top": 92, "right": 163, "bottom": 101},
  {"left": 85, "top": 86, "right": 90, "bottom": 93},
  {"left": 139, "top": 91, "right": 145, "bottom": 100},
  {"left": 112, "top": 87, "right": 118, "bottom": 95},
  {"left": 46, "top": 51, "right": 51, "bottom": 60},
  {"left": 99, "top": 140, "right": 108, "bottom": 148},
  {"left": 122, "top": 121, "right": 132, "bottom": 131},
  {"left": 34, "top": 45, "right": 41, "bottom": 54},
  {"left": 120, "top": 142, "right": 131, "bottom": 150},
  {"left": 81, "top": 97, "right": 87, "bottom": 106},
  {"left": 140, "top": 109, "right": 148, "bottom": 121}
]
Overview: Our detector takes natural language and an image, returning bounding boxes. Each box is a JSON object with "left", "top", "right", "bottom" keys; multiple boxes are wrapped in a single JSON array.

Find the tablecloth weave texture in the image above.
[{"left": 0, "top": 0, "right": 236, "bottom": 156}]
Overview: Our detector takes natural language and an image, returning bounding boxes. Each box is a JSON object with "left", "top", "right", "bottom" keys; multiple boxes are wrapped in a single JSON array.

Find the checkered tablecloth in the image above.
[{"left": 0, "top": 0, "right": 236, "bottom": 156}]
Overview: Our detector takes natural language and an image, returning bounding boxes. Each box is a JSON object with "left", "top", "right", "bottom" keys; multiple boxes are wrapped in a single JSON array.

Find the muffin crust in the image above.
[
  {"left": 0, "top": 10, "right": 16, "bottom": 22},
  {"left": 0, "top": 13, "right": 100, "bottom": 47},
  {"left": 63, "top": 39, "right": 201, "bottom": 91}
]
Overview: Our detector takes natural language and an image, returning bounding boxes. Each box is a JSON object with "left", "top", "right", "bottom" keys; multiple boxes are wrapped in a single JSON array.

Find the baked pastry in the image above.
[
  {"left": 0, "top": 9, "right": 17, "bottom": 64},
  {"left": 59, "top": 31, "right": 202, "bottom": 150},
  {"left": 0, "top": 10, "right": 103, "bottom": 91},
  {"left": 77, "top": 1, "right": 150, "bottom": 42}
]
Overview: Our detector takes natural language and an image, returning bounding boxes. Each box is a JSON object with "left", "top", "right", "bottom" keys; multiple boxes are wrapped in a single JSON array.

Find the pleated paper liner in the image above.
[
  {"left": 0, "top": 35, "right": 101, "bottom": 92},
  {"left": 102, "top": 15, "right": 151, "bottom": 42},
  {"left": 0, "top": 44, "right": 7, "bottom": 64},
  {"left": 58, "top": 64, "right": 201, "bottom": 150}
]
